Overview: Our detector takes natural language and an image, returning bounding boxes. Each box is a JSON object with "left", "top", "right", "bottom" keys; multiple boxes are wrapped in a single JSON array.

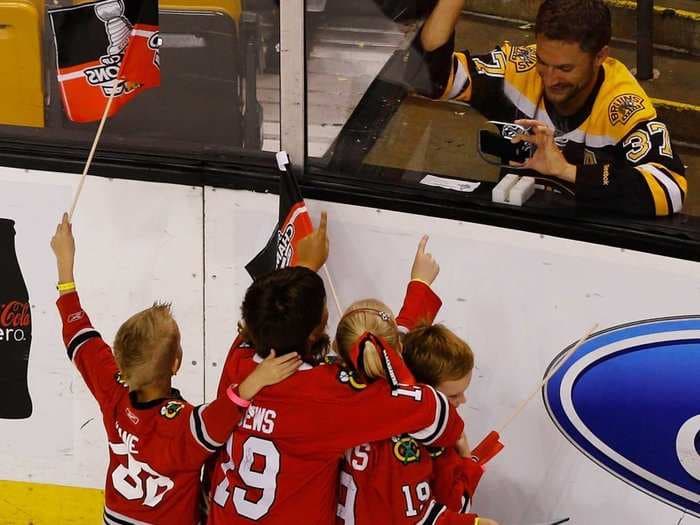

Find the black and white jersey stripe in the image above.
[
  {"left": 190, "top": 404, "right": 224, "bottom": 453},
  {"left": 103, "top": 506, "right": 152, "bottom": 525},
  {"left": 417, "top": 500, "right": 447, "bottom": 525},
  {"left": 409, "top": 386, "right": 449, "bottom": 446},
  {"left": 103, "top": 507, "right": 201, "bottom": 525},
  {"left": 67, "top": 327, "right": 101, "bottom": 361}
]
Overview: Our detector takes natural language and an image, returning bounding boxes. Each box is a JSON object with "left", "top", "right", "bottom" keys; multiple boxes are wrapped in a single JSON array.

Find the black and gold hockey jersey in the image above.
[{"left": 410, "top": 36, "right": 688, "bottom": 217}]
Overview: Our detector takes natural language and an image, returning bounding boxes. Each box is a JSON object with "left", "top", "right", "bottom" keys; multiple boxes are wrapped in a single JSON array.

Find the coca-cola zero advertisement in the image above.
[{"left": 0, "top": 218, "right": 33, "bottom": 419}]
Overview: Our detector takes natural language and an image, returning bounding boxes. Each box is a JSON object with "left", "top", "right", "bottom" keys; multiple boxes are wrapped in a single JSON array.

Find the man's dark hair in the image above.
[
  {"left": 241, "top": 266, "right": 327, "bottom": 361},
  {"left": 535, "top": 0, "right": 612, "bottom": 54}
]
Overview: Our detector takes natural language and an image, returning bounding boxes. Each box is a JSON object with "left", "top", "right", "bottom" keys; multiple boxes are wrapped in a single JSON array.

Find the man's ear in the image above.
[{"left": 595, "top": 45, "right": 609, "bottom": 68}]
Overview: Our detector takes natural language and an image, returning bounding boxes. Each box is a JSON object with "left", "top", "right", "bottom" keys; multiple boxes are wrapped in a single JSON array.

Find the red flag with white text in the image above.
[
  {"left": 49, "top": 0, "right": 160, "bottom": 123},
  {"left": 245, "top": 153, "right": 314, "bottom": 280}
]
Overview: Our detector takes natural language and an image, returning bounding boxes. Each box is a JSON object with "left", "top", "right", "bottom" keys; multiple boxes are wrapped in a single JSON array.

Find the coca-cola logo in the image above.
[
  {"left": 0, "top": 301, "right": 30, "bottom": 343},
  {"left": 1, "top": 301, "right": 30, "bottom": 327}
]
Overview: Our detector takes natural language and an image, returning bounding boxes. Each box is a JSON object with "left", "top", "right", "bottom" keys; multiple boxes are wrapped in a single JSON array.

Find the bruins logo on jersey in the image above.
[
  {"left": 161, "top": 400, "right": 184, "bottom": 419},
  {"left": 338, "top": 368, "right": 367, "bottom": 391},
  {"left": 608, "top": 93, "right": 645, "bottom": 126},
  {"left": 393, "top": 436, "right": 421, "bottom": 464},
  {"left": 509, "top": 45, "right": 537, "bottom": 72}
]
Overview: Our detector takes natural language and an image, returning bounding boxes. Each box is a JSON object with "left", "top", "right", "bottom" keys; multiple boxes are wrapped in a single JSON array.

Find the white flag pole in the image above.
[
  {"left": 68, "top": 85, "right": 119, "bottom": 221},
  {"left": 496, "top": 324, "right": 598, "bottom": 435}
]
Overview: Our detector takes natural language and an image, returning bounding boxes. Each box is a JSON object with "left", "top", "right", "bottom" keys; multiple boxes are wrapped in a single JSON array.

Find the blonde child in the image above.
[
  {"left": 51, "top": 213, "right": 300, "bottom": 525},
  {"left": 334, "top": 240, "right": 498, "bottom": 525}
]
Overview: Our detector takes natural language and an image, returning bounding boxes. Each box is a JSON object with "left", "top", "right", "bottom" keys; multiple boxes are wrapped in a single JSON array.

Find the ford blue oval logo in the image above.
[{"left": 544, "top": 317, "right": 700, "bottom": 517}]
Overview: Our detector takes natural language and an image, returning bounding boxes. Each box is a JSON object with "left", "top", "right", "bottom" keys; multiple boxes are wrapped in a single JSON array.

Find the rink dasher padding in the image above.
[{"left": 0, "top": 167, "right": 697, "bottom": 523}]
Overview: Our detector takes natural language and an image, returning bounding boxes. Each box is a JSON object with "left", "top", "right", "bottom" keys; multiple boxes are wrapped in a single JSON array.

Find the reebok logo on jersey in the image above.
[
  {"left": 67, "top": 311, "right": 85, "bottom": 323},
  {"left": 126, "top": 407, "right": 140, "bottom": 425}
]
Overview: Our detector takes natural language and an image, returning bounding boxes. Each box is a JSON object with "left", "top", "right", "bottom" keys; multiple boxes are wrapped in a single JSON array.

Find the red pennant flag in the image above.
[
  {"left": 49, "top": 0, "right": 160, "bottom": 123},
  {"left": 471, "top": 430, "right": 505, "bottom": 466},
  {"left": 246, "top": 152, "right": 314, "bottom": 279}
]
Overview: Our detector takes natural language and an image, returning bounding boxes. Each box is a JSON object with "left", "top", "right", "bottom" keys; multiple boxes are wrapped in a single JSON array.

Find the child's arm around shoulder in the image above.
[{"left": 175, "top": 350, "right": 302, "bottom": 467}]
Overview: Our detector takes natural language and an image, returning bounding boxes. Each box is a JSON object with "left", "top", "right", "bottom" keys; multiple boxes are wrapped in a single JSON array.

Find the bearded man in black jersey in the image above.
[{"left": 411, "top": 0, "right": 687, "bottom": 217}]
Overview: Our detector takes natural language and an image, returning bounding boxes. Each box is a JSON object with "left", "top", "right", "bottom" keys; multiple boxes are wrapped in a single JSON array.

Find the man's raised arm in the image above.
[{"left": 420, "top": 0, "right": 464, "bottom": 52}]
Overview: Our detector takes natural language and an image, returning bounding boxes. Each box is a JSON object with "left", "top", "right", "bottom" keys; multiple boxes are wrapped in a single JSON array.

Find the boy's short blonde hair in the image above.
[
  {"left": 113, "top": 302, "right": 179, "bottom": 390},
  {"left": 402, "top": 324, "right": 474, "bottom": 386},
  {"left": 334, "top": 299, "right": 399, "bottom": 380}
]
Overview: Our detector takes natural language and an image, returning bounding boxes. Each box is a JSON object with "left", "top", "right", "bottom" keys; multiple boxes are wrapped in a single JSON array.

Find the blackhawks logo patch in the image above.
[
  {"left": 393, "top": 436, "right": 421, "bottom": 464},
  {"left": 338, "top": 369, "right": 367, "bottom": 391},
  {"left": 161, "top": 400, "right": 184, "bottom": 419},
  {"left": 508, "top": 45, "right": 537, "bottom": 72},
  {"left": 608, "top": 93, "right": 645, "bottom": 126}
]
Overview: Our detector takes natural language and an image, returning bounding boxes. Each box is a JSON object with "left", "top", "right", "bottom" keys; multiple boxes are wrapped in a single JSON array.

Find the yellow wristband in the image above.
[
  {"left": 474, "top": 519, "right": 481, "bottom": 525},
  {"left": 57, "top": 281, "right": 76, "bottom": 292}
]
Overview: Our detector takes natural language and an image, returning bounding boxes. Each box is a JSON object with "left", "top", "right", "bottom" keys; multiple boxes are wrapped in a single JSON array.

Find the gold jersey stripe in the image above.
[
  {"left": 636, "top": 166, "right": 670, "bottom": 216},
  {"left": 650, "top": 162, "right": 689, "bottom": 196}
]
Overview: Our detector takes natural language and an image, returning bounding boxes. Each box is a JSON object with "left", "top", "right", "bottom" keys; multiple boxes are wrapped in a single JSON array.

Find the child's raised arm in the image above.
[{"left": 50, "top": 212, "right": 76, "bottom": 293}]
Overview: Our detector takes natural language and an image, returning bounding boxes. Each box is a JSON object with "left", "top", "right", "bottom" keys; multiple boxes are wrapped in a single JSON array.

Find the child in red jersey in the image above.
[
  {"left": 206, "top": 235, "right": 465, "bottom": 525},
  {"left": 334, "top": 245, "right": 499, "bottom": 525},
  {"left": 51, "top": 213, "right": 300, "bottom": 525}
]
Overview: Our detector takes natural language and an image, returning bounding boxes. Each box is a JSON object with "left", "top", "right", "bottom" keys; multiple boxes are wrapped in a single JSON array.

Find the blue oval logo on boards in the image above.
[{"left": 544, "top": 317, "right": 700, "bottom": 517}]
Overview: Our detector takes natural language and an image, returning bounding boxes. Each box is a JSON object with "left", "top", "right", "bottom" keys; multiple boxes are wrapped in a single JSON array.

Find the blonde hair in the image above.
[
  {"left": 334, "top": 299, "right": 400, "bottom": 380},
  {"left": 113, "top": 302, "right": 179, "bottom": 391},
  {"left": 402, "top": 324, "right": 474, "bottom": 387}
]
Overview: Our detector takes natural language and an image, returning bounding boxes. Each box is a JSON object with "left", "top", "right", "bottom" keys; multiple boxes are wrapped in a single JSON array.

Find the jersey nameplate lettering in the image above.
[{"left": 240, "top": 403, "right": 277, "bottom": 434}]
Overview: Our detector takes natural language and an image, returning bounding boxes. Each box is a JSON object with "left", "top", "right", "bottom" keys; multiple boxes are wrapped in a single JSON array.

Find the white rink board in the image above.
[
  {"left": 0, "top": 167, "right": 204, "bottom": 490},
  {"left": 204, "top": 187, "right": 699, "bottom": 525},
  {"left": 1, "top": 168, "right": 697, "bottom": 523}
]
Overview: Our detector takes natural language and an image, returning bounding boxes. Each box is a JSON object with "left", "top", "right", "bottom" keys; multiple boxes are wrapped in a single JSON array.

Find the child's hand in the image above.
[
  {"left": 296, "top": 211, "right": 329, "bottom": 271},
  {"left": 238, "top": 351, "right": 302, "bottom": 400},
  {"left": 410, "top": 235, "right": 439, "bottom": 285},
  {"left": 455, "top": 432, "right": 471, "bottom": 458},
  {"left": 50, "top": 213, "right": 76, "bottom": 285}
]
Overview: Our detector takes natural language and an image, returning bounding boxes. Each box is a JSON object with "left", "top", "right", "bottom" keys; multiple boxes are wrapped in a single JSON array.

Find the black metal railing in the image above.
[{"left": 637, "top": 0, "right": 654, "bottom": 80}]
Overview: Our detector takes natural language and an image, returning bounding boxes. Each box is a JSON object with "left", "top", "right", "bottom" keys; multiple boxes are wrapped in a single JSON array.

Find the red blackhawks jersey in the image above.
[
  {"left": 339, "top": 443, "right": 484, "bottom": 525},
  {"left": 337, "top": 282, "right": 482, "bottom": 525},
  {"left": 207, "top": 281, "right": 463, "bottom": 525},
  {"left": 57, "top": 292, "right": 243, "bottom": 525}
]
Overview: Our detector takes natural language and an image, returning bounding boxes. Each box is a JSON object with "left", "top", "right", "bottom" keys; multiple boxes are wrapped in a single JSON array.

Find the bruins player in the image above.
[{"left": 411, "top": 0, "right": 687, "bottom": 217}]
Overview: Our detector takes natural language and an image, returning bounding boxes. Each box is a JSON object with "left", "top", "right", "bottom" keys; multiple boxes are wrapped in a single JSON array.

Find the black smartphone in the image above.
[{"left": 478, "top": 129, "right": 534, "bottom": 164}]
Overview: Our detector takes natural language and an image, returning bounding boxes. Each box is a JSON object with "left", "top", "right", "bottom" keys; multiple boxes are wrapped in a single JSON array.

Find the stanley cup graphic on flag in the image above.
[
  {"left": 49, "top": 0, "right": 160, "bottom": 123},
  {"left": 245, "top": 152, "right": 314, "bottom": 280}
]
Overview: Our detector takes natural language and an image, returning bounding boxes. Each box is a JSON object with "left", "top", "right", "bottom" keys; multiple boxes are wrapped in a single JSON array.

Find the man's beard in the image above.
[
  {"left": 545, "top": 66, "right": 597, "bottom": 109},
  {"left": 546, "top": 81, "right": 583, "bottom": 106}
]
